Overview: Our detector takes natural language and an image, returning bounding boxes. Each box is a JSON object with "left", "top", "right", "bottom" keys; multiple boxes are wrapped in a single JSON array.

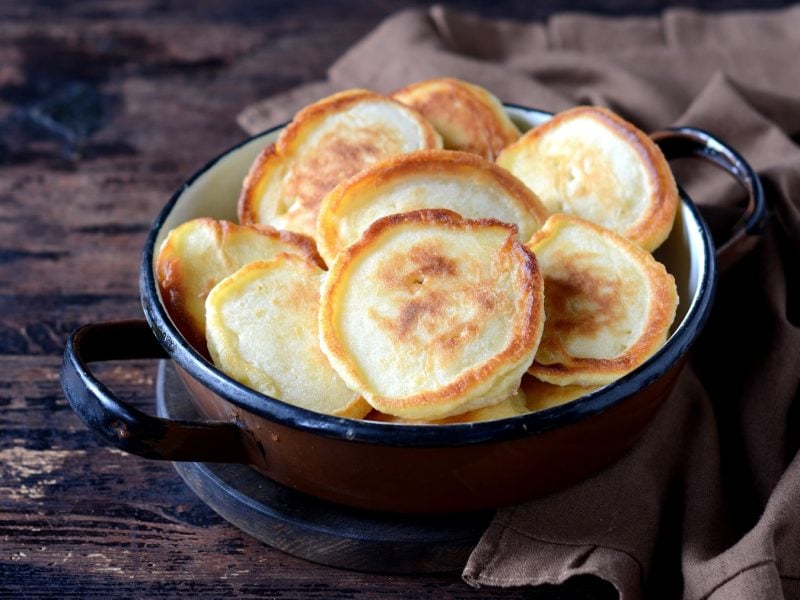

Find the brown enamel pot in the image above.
[{"left": 62, "top": 106, "right": 765, "bottom": 513}]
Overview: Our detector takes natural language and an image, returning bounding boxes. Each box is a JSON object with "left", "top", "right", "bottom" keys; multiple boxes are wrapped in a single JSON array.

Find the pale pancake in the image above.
[
  {"left": 316, "top": 149, "right": 549, "bottom": 265},
  {"left": 392, "top": 77, "right": 521, "bottom": 160},
  {"left": 155, "top": 217, "right": 323, "bottom": 355},
  {"left": 319, "top": 209, "right": 545, "bottom": 420},
  {"left": 497, "top": 106, "right": 679, "bottom": 252},
  {"left": 205, "top": 254, "right": 370, "bottom": 418},
  {"left": 238, "top": 89, "right": 442, "bottom": 239},
  {"left": 527, "top": 214, "right": 679, "bottom": 386}
]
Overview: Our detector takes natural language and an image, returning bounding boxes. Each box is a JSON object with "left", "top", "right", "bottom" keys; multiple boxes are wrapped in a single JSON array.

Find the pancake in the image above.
[
  {"left": 527, "top": 214, "right": 679, "bottom": 386},
  {"left": 316, "top": 149, "right": 549, "bottom": 265},
  {"left": 238, "top": 88, "right": 442, "bottom": 239},
  {"left": 205, "top": 253, "right": 370, "bottom": 418},
  {"left": 319, "top": 209, "right": 545, "bottom": 420},
  {"left": 520, "top": 374, "right": 599, "bottom": 412},
  {"left": 366, "top": 376, "right": 599, "bottom": 423},
  {"left": 155, "top": 217, "right": 323, "bottom": 355},
  {"left": 364, "top": 388, "right": 529, "bottom": 424},
  {"left": 497, "top": 106, "right": 679, "bottom": 252},
  {"left": 391, "top": 77, "right": 521, "bottom": 160}
]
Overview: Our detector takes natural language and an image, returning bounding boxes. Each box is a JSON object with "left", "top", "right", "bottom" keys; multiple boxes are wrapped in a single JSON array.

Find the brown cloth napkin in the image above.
[{"left": 239, "top": 6, "right": 800, "bottom": 599}]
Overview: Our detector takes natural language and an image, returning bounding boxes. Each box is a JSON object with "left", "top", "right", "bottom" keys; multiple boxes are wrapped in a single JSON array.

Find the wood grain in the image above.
[{"left": 1, "top": 1, "right": 790, "bottom": 597}]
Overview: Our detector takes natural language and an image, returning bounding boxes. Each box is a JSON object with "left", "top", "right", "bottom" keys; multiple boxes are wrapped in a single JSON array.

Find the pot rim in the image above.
[{"left": 140, "top": 105, "right": 717, "bottom": 448}]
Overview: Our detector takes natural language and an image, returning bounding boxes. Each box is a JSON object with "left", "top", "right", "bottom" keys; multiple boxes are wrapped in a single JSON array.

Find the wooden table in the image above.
[{"left": 1, "top": 2, "right": 789, "bottom": 597}]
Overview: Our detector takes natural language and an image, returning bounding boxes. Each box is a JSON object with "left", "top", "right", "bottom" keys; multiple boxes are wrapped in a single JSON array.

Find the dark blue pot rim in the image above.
[{"left": 140, "top": 106, "right": 717, "bottom": 448}]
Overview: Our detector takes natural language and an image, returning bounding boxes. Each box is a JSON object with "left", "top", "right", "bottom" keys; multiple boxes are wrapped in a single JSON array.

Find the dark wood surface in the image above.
[{"left": 1, "top": 2, "right": 791, "bottom": 597}]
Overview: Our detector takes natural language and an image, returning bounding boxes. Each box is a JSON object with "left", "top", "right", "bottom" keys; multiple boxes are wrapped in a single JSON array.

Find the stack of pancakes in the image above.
[{"left": 156, "top": 78, "right": 679, "bottom": 424}]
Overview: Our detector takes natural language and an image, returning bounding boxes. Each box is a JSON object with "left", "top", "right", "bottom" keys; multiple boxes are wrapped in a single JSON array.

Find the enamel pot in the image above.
[{"left": 61, "top": 106, "right": 765, "bottom": 513}]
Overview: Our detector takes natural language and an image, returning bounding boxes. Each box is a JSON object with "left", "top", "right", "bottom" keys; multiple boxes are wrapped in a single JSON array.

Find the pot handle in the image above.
[
  {"left": 61, "top": 319, "right": 249, "bottom": 462},
  {"left": 650, "top": 127, "right": 766, "bottom": 270}
]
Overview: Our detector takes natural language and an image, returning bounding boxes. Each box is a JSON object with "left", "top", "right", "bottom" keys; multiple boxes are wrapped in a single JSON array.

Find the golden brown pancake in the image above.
[
  {"left": 520, "top": 374, "right": 599, "bottom": 412},
  {"left": 319, "top": 209, "right": 545, "bottom": 420},
  {"left": 497, "top": 106, "right": 679, "bottom": 252},
  {"left": 205, "top": 253, "right": 370, "bottom": 418},
  {"left": 527, "top": 214, "right": 679, "bottom": 386},
  {"left": 365, "top": 376, "right": 599, "bottom": 423},
  {"left": 364, "top": 388, "right": 529, "bottom": 424},
  {"left": 238, "top": 89, "right": 442, "bottom": 239},
  {"left": 315, "top": 149, "right": 549, "bottom": 265},
  {"left": 392, "top": 77, "right": 521, "bottom": 160},
  {"left": 155, "top": 217, "right": 323, "bottom": 355}
]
